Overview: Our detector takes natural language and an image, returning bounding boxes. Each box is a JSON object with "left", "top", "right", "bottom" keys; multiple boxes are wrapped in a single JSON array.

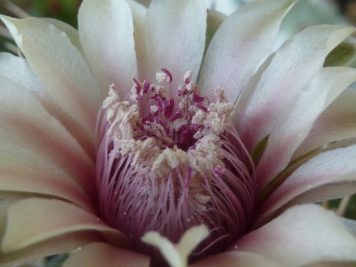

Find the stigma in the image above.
[{"left": 95, "top": 69, "right": 256, "bottom": 259}]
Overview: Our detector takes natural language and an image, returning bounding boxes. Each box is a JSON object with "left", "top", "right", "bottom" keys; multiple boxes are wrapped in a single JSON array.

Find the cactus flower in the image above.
[{"left": 0, "top": 0, "right": 356, "bottom": 266}]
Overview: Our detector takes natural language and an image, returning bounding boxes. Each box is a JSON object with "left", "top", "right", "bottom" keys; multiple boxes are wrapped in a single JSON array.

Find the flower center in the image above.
[{"left": 95, "top": 69, "right": 256, "bottom": 260}]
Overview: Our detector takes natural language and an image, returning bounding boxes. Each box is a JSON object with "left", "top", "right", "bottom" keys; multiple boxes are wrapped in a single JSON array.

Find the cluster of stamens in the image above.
[
  {"left": 95, "top": 69, "right": 256, "bottom": 261},
  {"left": 130, "top": 69, "right": 227, "bottom": 151}
]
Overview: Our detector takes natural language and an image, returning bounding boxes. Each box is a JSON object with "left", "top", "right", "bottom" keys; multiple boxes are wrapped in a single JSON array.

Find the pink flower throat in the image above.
[{"left": 95, "top": 69, "right": 256, "bottom": 260}]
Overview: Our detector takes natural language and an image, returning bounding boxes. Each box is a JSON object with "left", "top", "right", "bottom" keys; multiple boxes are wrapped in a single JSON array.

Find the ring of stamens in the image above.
[{"left": 96, "top": 69, "right": 256, "bottom": 259}]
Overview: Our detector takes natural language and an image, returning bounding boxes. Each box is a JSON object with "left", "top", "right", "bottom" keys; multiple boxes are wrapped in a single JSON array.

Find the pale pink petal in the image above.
[
  {"left": 0, "top": 52, "right": 42, "bottom": 91},
  {"left": 258, "top": 145, "right": 356, "bottom": 224},
  {"left": 294, "top": 86, "right": 356, "bottom": 158},
  {"left": 78, "top": 0, "right": 138, "bottom": 99},
  {"left": 263, "top": 182, "right": 356, "bottom": 223},
  {"left": 191, "top": 251, "right": 281, "bottom": 267},
  {"left": 1, "top": 198, "right": 126, "bottom": 253},
  {"left": 237, "top": 205, "right": 356, "bottom": 266},
  {"left": 0, "top": 52, "right": 95, "bottom": 158},
  {"left": 320, "top": 68, "right": 356, "bottom": 105},
  {"left": 1, "top": 232, "right": 100, "bottom": 266},
  {"left": 144, "top": 0, "right": 206, "bottom": 89},
  {"left": 128, "top": 0, "right": 147, "bottom": 79},
  {"left": 0, "top": 16, "right": 101, "bottom": 134},
  {"left": 0, "top": 76, "right": 95, "bottom": 196},
  {"left": 63, "top": 242, "right": 149, "bottom": 267},
  {"left": 232, "top": 52, "right": 274, "bottom": 124},
  {"left": 0, "top": 143, "right": 93, "bottom": 211},
  {"left": 236, "top": 25, "right": 355, "bottom": 151},
  {"left": 199, "top": 0, "right": 295, "bottom": 101},
  {"left": 254, "top": 67, "right": 356, "bottom": 189}
]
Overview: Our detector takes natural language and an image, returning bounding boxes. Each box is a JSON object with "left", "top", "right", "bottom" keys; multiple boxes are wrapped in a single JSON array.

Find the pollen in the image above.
[{"left": 95, "top": 69, "right": 256, "bottom": 260}]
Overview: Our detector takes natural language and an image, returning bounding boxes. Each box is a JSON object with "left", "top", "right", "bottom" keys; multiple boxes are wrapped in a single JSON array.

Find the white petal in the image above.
[
  {"left": 78, "top": 0, "right": 138, "bottom": 99},
  {"left": 63, "top": 243, "right": 149, "bottom": 267},
  {"left": 44, "top": 18, "right": 80, "bottom": 48},
  {"left": 258, "top": 145, "right": 356, "bottom": 224},
  {"left": 144, "top": 0, "right": 207, "bottom": 89},
  {"left": 0, "top": 52, "right": 42, "bottom": 91},
  {"left": 342, "top": 218, "right": 356, "bottom": 237},
  {"left": 128, "top": 0, "right": 147, "bottom": 79},
  {"left": 294, "top": 85, "right": 356, "bottom": 158},
  {"left": 237, "top": 205, "right": 356, "bottom": 267},
  {"left": 255, "top": 67, "right": 356, "bottom": 189},
  {"left": 0, "top": 16, "right": 101, "bottom": 133},
  {"left": 236, "top": 25, "right": 355, "bottom": 151},
  {"left": 0, "top": 143, "right": 93, "bottom": 211},
  {"left": 199, "top": 0, "right": 296, "bottom": 101},
  {"left": 0, "top": 52, "right": 95, "bottom": 158},
  {"left": 0, "top": 198, "right": 96, "bottom": 265},
  {"left": 206, "top": 10, "right": 226, "bottom": 47},
  {"left": 1, "top": 232, "right": 99, "bottom": 266},
  {"left": 318, "top": 68, "right": 356, "bottom": 107},
  {"left": 1, "top": 198, "right": 125, "bottom": 253},
  {"left": 0, "top": 76, "right": 95, "bottom": 196}
]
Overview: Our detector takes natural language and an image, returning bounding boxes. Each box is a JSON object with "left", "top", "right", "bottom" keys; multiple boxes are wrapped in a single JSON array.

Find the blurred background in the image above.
[{"left": 0, "top": 0, "right": 355, "bottom": 266}]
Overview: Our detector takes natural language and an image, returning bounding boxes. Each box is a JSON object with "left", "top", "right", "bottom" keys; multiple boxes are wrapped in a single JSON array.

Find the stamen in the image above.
[
  {"left": 161, "top": 68, "right": 173, "bottom": 83},
  {"left": 183, "top": 71, "right": 192, "bottom": 84}
]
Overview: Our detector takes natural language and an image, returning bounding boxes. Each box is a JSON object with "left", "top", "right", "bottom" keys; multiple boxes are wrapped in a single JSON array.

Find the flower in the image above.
[{"left": 0, "top": 0, "right": 356, "bottom": 266}]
